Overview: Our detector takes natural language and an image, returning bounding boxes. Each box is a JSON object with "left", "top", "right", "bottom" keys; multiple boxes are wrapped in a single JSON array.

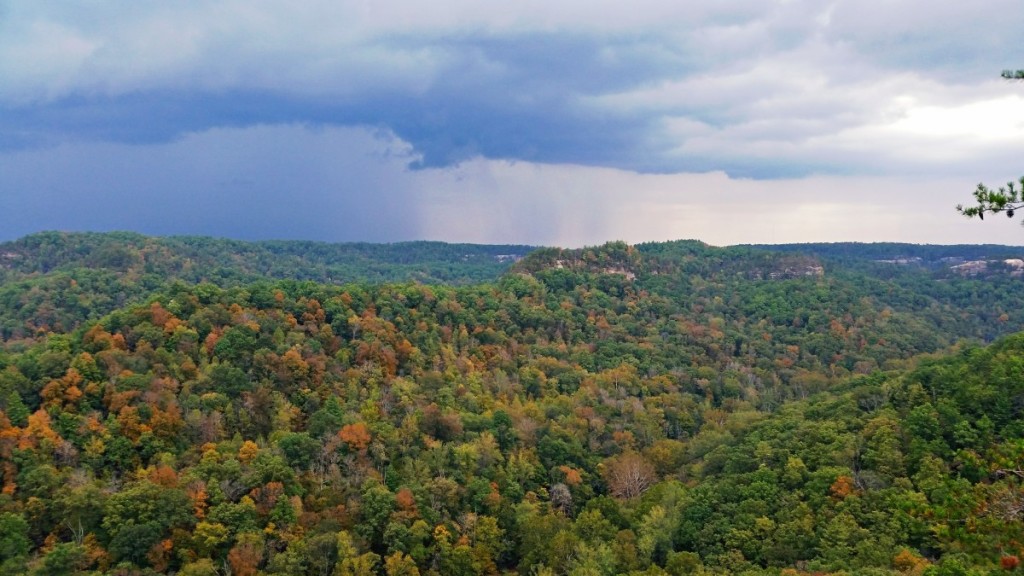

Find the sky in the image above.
[{"left": 2, "top": 1, "right": 1024, "bottom": 247}]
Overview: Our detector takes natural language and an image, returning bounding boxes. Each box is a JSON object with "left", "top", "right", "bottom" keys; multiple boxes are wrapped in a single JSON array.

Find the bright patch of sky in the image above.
[{"left": 1, "top": 1, "right": 1023, "bottom": 246}]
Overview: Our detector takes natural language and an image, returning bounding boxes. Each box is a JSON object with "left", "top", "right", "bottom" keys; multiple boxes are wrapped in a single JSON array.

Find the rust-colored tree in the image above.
[
  {"left": 339, "top": 422, "right": 372, "bottom": 452},
  {"left": 227, "top": 532, "right": 264, "bottom": 576}
]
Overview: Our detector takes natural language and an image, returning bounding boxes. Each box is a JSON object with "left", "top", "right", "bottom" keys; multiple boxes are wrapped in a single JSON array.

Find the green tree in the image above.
[
  {"left": 957, "top": 177, "right": 1024, "bottom": 220},
  {"left": 34, "top": 542, "right": 88, "bottom": 576},
  {"left": 358, "top": 481, "right": 397, "bottom": 548},
  {"left": 0, "top": 512, "right": 30, "bottom": 562},
  {"left": 278, "top": 431, "right": 320, "bottom": 469},
  {"left": 103, "top": 481, "right": 194, "bottom": 565}
]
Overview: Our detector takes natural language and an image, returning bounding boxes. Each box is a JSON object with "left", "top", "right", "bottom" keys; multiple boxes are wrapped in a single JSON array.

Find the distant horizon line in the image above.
[{"left": 4, "top": 228, "right": 1024, "bottom": 251}]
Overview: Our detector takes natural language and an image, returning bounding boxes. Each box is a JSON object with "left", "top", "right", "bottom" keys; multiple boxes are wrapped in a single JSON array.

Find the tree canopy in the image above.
[{"left": 2, "top": 235, "right": 1024, "bottom": 573}]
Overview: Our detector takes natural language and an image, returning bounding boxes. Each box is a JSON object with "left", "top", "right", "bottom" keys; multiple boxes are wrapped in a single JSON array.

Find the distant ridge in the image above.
[
  {"left": 0, "top": 231, "right": 536, "bottom": 285},
  {"left": 745, "top": 241, "right": 1024, "bottom": 264},
  {"left": 3, "top": 231, "right": 1024, "bottom": 340}
]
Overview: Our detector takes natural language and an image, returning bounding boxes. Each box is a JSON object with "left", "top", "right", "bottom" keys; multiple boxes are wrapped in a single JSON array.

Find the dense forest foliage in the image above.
[
  {"left": 1, "top": 233, "right": 1024, "bottom": 575},
  {"left": 746, "top": 242, "right": 1024, "bottom": 267},
  {"left": 0, "top": 232, "right": 533, "bottom": 339}
]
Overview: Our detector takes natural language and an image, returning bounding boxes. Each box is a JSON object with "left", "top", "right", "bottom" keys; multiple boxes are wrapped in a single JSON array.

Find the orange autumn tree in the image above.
[{"left": 339, "top": 422, "right": 372, "bottom": 452}]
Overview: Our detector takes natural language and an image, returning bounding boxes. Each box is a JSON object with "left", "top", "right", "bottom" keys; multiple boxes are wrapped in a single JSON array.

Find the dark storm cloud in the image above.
[
  {"left": 2, "top": 1, "right": 1022, "bottom": 177},
  {"left": 0, "top": 32, "right": 691, "bottom": 172},
  {"left": 0, "top": 126, "right": 423, "bottom": 242}
]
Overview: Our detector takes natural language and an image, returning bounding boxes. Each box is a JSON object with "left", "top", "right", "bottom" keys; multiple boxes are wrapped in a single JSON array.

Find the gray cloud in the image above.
[
  {"left": 0, "top": 125, "right": 422, "bottom": 241},
  {"left": 2, "top": 1, "right": 1022, "bottom": 178}
]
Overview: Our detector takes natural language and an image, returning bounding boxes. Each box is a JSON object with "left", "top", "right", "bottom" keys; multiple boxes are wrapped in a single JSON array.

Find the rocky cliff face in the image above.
[{"left": 950, "top": 258, "right": 1024, "bottom": 277}]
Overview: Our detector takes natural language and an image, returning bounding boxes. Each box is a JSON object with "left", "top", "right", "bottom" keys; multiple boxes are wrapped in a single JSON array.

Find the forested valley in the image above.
[{"left": 2, "top": 232, "right": 1024, "bottom": 575}]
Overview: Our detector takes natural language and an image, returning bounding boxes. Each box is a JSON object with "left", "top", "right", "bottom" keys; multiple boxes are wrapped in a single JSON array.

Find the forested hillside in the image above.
[
  {"left": 0, "top": 232, "right": 533, "bottom": 339},
  {"left": 1, "top": 235, "right": 1023, "bottom": 574},
  {"left": 748, "top": 242, "right": 1024, "bottom": 267}
]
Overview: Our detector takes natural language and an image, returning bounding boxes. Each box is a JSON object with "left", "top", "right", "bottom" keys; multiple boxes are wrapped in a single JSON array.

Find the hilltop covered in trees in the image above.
[
  {"left": 0, "top": 232, "right": 533, "bottom": 339},
  {"left": 1, "top": 234, "right": 1024, "bottom": 574}
]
